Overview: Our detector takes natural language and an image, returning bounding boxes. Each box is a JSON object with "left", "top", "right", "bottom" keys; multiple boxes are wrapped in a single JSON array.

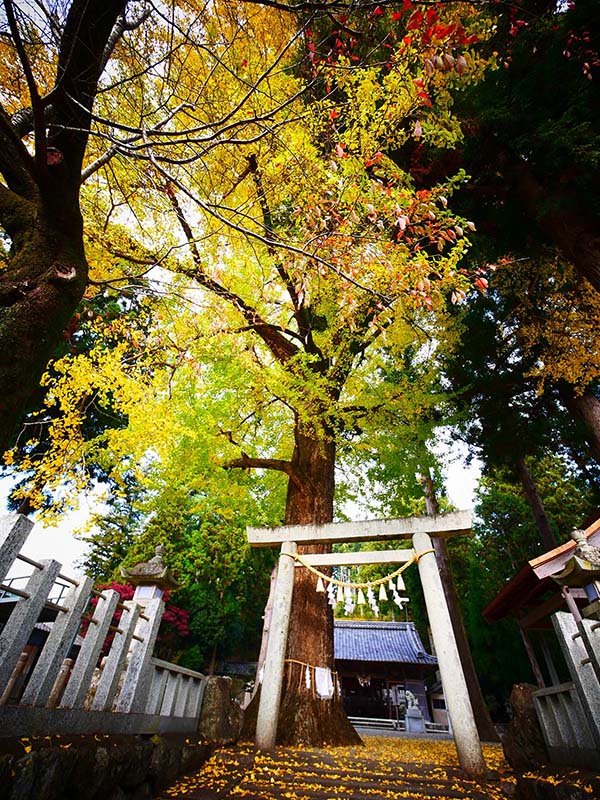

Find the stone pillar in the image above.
[
  {"left": 0, "top": 559, "right": 62, "bottom": 693},
  {"left": 0, "top": 514, "right": 33, "bottom": 583},
  {"left": 552, "top": 611, "right": 600, "bottom": 747},
  {"left": 256, "top": 540, "right": 297, "bottom": 750},
  {"left": 91, "top": 601, "right": 141, "bottom": 711},
  {"left": 60, "top": 589, "right": 120, "bottom": 709},
  {"left": 114, "top": 597, "right": 163, "bottom": 713},
  {"left": 413, "top": 532, "right": 486, "bottom": 776},
  {"left": 20, "top": 575, "right": 94, "bottom": 707}
]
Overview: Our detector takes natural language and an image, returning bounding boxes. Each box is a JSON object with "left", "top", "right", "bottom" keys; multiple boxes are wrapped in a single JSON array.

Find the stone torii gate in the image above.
[{"left": 246, "top": 510, "right": 487, "bottom": 777}]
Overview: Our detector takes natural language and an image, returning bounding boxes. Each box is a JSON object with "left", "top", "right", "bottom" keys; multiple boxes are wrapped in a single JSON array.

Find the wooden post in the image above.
[
  {"left": 519, "top": 627, "right": 546, "bottom": 688},
  {"left": 539, "top": 633, "right": 560, "bottom": 686},
  {"left": 46, "top": 658, "right": 74, "bottom": 708},
  {"left": 413, "top": 532, "right": 486, "bottom": 776},
  {"left": 256, "top": 540, "right": 297, "bottom": 750},
  {"left": 0, "top": 652, "right": 29, "bottom": 706},
  {"left": 561, "top": 586, "right": 583, "bottom": 622}
]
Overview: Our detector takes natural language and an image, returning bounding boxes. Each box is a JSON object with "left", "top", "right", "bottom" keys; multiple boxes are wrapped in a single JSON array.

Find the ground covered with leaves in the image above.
[{"left": 159, "top": 736, "right": 515, "bottom": 800}]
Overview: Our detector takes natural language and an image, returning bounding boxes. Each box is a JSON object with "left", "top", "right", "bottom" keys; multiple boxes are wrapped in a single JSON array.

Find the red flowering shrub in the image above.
[{"left": 82, "top": 581, "right": 189, "bottom": 658}]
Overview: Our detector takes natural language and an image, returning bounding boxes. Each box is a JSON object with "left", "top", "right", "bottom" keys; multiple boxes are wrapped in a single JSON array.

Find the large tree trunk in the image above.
[
  {"left": 420, "top": 472, "right": 499, "bottom": 742},
  {"left": 277, "top": 423, "right": 361, "bottom": 746},
  {"left": 0, "top": 206, "right": 88, "bottom": 454},
  {"left": 516, "top": 457, "right": 557, "bottom": 551},
  {"left": 0, "top": 0, "right": 128, "bottom": 454},
  {"left": 512, "top": 165, "right": 600, "bottom": 294}
]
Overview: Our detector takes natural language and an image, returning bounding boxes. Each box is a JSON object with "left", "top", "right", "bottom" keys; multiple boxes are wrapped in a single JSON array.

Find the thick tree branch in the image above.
[
  {"left": 48, "top": 0, "right": 128, "bottom": 185},
  {"left": 241, "top": 0, "right": 472, "bottom": 11},
  {"left": 225, "top": 454, "right": 293, "bottom": 472},
  {"left": 0, "top": 106, "right": 37, "bottom": 201},
  {"left": 327, "top": 295, "right": 391, "bottom": 390},
  {"left": 247, "top": 153, "right": 324, "bottom": 359},
  {"left": 3, "top": 0, "right": 47, "bottom": 168},
  {"left": 0, "top": 185, "right": 36, "bottom": 245},
  {"left": 99, "top": 4, "right": 153, "bottom": 75},
  {"left": 225, "top": 452, "right": 303, "bottom": 489}
]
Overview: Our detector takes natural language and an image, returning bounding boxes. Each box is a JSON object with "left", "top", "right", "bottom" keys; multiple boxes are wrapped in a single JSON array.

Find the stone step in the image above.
[
  {"left": 158, "top": 743, "right": 510, "bottom": 800},
  {"left": 274, "top": 769, "right": 490, "bottom": 791},
  {"left": 211, "top": 754, "right": 482, "bottom": 790},
  {"left": 171, "top": 783, "right": 495, "bottom": 800}
]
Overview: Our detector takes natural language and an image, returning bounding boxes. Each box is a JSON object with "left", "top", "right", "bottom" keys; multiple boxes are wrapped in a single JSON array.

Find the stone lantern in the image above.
[
  {"left": 553, "top": 529, "right": 600, "bottom": 620},
  {"left": 121, "top": 545, "right": 180, "bottom": 604}
]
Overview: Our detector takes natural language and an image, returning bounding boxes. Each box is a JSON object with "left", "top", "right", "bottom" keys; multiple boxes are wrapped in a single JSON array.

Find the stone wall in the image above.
[
  {"left": 0, "top": 675, "right": 245, "bottom": 800},
  {"left": 0, "top": 733, "right": 212, "bottom": 800}
]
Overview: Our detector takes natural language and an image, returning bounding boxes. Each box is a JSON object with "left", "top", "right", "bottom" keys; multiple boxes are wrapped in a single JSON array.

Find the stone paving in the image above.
[{"left": 157, "top": 736, "right": 514, "bottom": 800}]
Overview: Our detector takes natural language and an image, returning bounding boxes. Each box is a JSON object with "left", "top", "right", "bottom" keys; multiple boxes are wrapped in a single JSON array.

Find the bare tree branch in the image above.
[
  {"left": 99, "top": 3, "right": 153, "bottom": 75},
  {"left": 247, "top": 152, "right": 324, "bottom": 359},
  {"left": 166, "top": 187, "right": 299, "bottom": 364},
  {"left": 153, "top": 155, "right": 387, "bottom": 300}
]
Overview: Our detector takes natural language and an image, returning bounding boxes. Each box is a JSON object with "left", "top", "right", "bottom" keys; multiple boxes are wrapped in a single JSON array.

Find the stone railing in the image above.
[
  {"left": 533, "top": 611, "right": 600, "bottom": 770},
  {"left": 347, "top": 715, "right": 450, "bottom": 735},
  {"left": 0, "top": 514, "right": 206, "bottom": 737},
  {"left": 144, "top": 658, "right": 206, "bottom": 718}
]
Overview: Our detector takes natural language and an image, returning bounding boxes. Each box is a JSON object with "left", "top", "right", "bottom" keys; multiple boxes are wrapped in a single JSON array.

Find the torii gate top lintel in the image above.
[{"left": 247, "top": 509, "right": 472, "bottom": 547}]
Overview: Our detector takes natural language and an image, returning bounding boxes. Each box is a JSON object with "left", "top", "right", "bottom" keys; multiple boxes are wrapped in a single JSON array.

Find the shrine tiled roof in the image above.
[{"left": 334, "top": 620, "right": 437, "bottom": 666}]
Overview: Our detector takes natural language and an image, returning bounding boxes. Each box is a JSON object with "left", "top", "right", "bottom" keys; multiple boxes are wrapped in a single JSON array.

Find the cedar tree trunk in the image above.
[
  {"left": 560, "top": 385, "right": 600, "bottom": 465},
  {"left": 516, "top": 457, "right": 557, "bottom": 551}
]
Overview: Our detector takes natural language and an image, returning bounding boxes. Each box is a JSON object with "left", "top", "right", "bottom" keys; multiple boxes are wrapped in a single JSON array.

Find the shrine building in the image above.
[{"left": 334, "top": 619, "right": 440, "bottom": 723}]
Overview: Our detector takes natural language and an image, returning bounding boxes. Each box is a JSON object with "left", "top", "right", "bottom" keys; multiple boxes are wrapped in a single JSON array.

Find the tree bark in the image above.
[
  {"left": 511, "top": 165, "right": 600, "bottom": 294},
  {"left": 560, "top": 385, "right": 600, "bottom": 465},
  {"left": 515, "top": 457, "right": 557, "bottom": 551},
  {"left": 276, "top": 420, "right": 361, "bottom": 746},
  {"left": 0, "top": 210, "right": 88, "bottom": 454},
  {"left": 420, "top": 472, "right": 499, "bottom": 742},
  {"left": 0, "top": 0, "right": 128, "bottom": 454}
]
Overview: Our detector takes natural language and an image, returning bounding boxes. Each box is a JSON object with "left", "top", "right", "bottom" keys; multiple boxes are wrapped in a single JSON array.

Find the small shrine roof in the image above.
[
  {"left": 483, "top": 517, "right": 600, "bottom": 624},
  {"left": 334, "top": 620, "right": 437, "bottom": 666}
]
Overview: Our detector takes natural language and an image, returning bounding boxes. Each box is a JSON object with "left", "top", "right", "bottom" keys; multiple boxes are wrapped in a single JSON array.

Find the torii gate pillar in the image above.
[
  {"left": 255, "top": 540, "right": 297, "bottom": 750},
  {"left": 413, "top": 531, "right": 486, "bottom": 776}
]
